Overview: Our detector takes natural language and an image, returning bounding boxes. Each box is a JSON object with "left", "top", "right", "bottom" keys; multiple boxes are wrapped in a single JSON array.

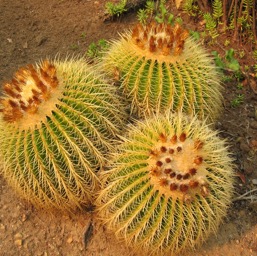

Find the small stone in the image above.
[
  {"left": 67, "top": 236, "right": 73, "bottom": 244},
  {"left": 252, "top": 179, "right": 257, "bottom": 185},
  {"left": 14, "top": 239, "right": 23, "bottom": 246},
  {"left": 22, "top": 214, "right": 27, "bottom": 222},
  {"left": 0, "top": 224, "right": 6, "bottom": 231},
  {"left": 22, "top": 42, "right": 28, "bottom": 49},
  {"left": 14, "top": 233, "right": 22, "bottom": 239}
]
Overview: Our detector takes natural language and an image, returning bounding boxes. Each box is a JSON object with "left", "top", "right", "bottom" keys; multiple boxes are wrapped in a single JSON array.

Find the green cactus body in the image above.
[
  {"left": 97, "top": 113, "right": 234, "bottom": 255},
  {"left": 0, "top": 57, "right": 125, "bottom": 211},
  {"left": 102, "top": 22, "right": 222, "bottom": 120}
]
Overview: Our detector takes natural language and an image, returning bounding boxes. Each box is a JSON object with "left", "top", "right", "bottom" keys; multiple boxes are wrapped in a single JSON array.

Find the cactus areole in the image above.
[
  {"left": 131, "top": 22, "right": 189, "bottom": 59},
  {"left": 148, "top": 131, "right": 209, "bottom": 202},
  {"left": 0, "top": 60, "right": 62, "bottom": 129}
]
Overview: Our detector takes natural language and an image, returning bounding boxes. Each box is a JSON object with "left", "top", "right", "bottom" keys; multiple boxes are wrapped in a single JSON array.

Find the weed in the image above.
[
  {"left": 231, "top": 94, "right": 244, "bottom": 107},
  {"left": 224, "top": 40, "right": 230, "bottom": 46},
  {"left": 105, "top": 0, "right": 127, "bottom": 17},
  {"left": 137, "top": 9, "right": 149, "bottom": 25},
  {"left": 70, "top": 43, "right": 79, "bottom": 50},
  {"left": 155, "top": 1, "right": 174, "bottom": 24},
  {"left": 212, "top": 49, "right": 240, "bottom": 72},
  {"left": 190, "top": 30, "right": 200, "bottom": 40},
  {"left": 80, "top": 32, "right": 86, "bottom": 39},
  {"left": 86, "top": 39, "right": 110, "bottom": 59}
]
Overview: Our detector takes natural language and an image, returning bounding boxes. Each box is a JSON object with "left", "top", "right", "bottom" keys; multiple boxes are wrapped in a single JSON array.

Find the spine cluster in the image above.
[
  {"left": 132, "top": 22, "right": 189, "bottom": 56},
  {"left": 148, "top": 132, "right": 209, "bottom": 203},
  {"left": 0, "top": 61, "right": 58, "bottom": 122}
]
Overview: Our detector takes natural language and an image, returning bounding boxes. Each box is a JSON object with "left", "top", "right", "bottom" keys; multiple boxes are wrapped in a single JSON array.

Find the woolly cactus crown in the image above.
[
  {"left": 97, "top": 113, "right": 234, "bottom": 256},
  {"left": 102, "top": 21, "right": 223, "bottom": 120},
  {"left": 0, "top": 57, "right": 126, "bottom": 210}
]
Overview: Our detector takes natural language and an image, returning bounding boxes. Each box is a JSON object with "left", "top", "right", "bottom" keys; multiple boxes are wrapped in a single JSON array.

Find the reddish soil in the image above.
[{"left": 0, "top": 0, "right": 257, "bottom": 256}]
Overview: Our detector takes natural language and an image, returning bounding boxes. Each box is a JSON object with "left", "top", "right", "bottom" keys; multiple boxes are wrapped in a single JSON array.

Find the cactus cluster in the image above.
[
  {"left": 97, "top": 113, "right": 234, "bottom": 255},
  {"left": 102, "top": 21, "right": 223, "bottom": 120},
  {"left": 0, "top": 14, "right": 235, "bottom": 256},
  {"left": 0, "top": 57, "right": 125, "bottom": 210}
]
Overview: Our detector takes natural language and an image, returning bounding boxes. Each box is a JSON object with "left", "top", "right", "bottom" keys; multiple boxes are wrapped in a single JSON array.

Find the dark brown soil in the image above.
[{"left": 0, "top": 1, "right": 257, "bottom": 255}]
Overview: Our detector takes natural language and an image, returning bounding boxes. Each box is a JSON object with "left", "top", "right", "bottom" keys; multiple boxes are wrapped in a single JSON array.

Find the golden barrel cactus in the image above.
[
  {"left": 102, "top": 21, "right": 222, "bottom": 120},
  {"left": 97, "top": 113, "right": 234, "bottom": 255},
  {"left": 0, "top": 57, "right": 125, "bottom": 211}
]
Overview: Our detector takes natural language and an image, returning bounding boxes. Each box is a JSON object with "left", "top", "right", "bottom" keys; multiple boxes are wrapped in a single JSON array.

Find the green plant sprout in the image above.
[
  {"left": 224, "top": 39, "right": 230, "bottom": 46},
  {"left": 155, "top": 1, "right": 174, "bottom": 24},
  {"left": 212, "top": 49, "right": 240, "bottom": 72},
  {"left": 189, "top": 30, "right": 200, "bottom": 40},
  {"left": 137, "top": 9, "right": 149, "bottom": 24},
  {"left": 203, "top": 12, "right": 219, "bottom": 39},
  {"left": 105, "top": 0, "right": 127, "bottom": 17},
  {"left": 80, "top": 32, "right": 86, "bottom": 39},
  {"left": 182, "top": 0, "right": 200, "bottom": 17},
  {"left": 231, "top": 94, "right": 244, "bottom": 107},
  {"left": 86, "top": 39, "right": 110, "bottom": 59}
]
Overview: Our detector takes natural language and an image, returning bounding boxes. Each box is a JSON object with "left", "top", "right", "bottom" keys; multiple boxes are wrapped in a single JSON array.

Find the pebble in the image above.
[
  {"left": 22, "top": 214, "right": 27, "bottom": 222},
  {"left": 67, "top": 236, "right": 73, "bottom": 244},
  {"left": 14, "top": 239, "right": 23, "bottom": 246},
  {"left": 14, "top": 233, "right": 22, "bottom": 239},
  {"left": 0, "top": 224, "right": 6, "bottom": 231},
  {"left": 252, "top": 179, "right": 257, "bottom": 185},
  {"left": 14, "top": 233, "right": 23, "bottom": 246}
]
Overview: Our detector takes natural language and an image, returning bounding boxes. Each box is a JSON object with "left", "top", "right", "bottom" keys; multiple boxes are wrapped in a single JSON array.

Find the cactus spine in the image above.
[
  {"left": 102, "top": 21, "right": 222, "bottom": 120},
  {"left": 97, "top": 113, "right": 234, "bottom": 255},
  {"left": 0, "top": 57, "right": 125, "bottom": 211}
]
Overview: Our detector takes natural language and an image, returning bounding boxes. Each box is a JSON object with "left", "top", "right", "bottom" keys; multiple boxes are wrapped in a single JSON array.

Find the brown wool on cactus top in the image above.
[
  {"left": 147, "top": 132, "right": 209, "bottom": 202},
  {"left": 0, "top": 60, "right": 61, "bottom": 127},
  {"left": 131, "top": 21, "right": 189, "bottom": 56}
]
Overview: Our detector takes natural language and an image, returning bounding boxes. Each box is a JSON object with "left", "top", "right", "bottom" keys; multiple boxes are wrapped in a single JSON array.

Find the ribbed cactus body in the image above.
[
  {"left": 0, "top": 57, "right": 125, "bottom": 210},
  {"left": 103, "top": 22, "right": 222, "bottom": 120},
  {"left": 97, "top": 113, "right": 234, "bottom": 255}
]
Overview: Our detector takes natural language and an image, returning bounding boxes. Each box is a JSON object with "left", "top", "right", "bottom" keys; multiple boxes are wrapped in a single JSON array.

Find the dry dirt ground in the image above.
[{"left": 0, "top": 0, "right": 257, "bottom": 255}]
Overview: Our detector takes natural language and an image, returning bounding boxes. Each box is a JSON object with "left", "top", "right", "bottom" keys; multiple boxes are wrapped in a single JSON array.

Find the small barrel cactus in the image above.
[
  {"left": 0, "top": 57, "right": 125, "bottom": 211},
  {"left": 102, "top": 21, "right": 222, "bottom": 120},
  {"left": 96, "top": 113, "right": 234, "bottom": 255}
]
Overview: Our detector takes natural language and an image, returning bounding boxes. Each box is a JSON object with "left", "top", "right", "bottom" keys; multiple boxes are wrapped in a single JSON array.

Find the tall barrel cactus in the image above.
[
  {"left": 102, "top": 21, "right": 222, "bottom": 120},
  {"left": 97, "top": 113, "right": 234, "bottom": 255},
  {"left": 0, "top": 57, "right": 125, "bottom": 211}
]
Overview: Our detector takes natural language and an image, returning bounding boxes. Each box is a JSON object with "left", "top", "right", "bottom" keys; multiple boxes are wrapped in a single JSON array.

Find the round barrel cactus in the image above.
[
  {"left": 0, "top": 57, "right": 125, "bottom": 211},
  {"left": 102, "top": 21, "right": 222, "bottom": 120},
  {"left": 97, "top": 113, "right": 234, "bottom": 255}
]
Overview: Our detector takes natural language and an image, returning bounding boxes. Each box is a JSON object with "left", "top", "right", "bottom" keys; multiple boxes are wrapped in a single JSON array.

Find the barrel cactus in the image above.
[
  {"left": 102, "top": 21, "right": 222, "bottom": 120},
  {"left": 0, "top": 57, "right": 125, "bottom": 211},
  {"left": 96, "top": 113, "right": 234, "bottom": 255}
]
